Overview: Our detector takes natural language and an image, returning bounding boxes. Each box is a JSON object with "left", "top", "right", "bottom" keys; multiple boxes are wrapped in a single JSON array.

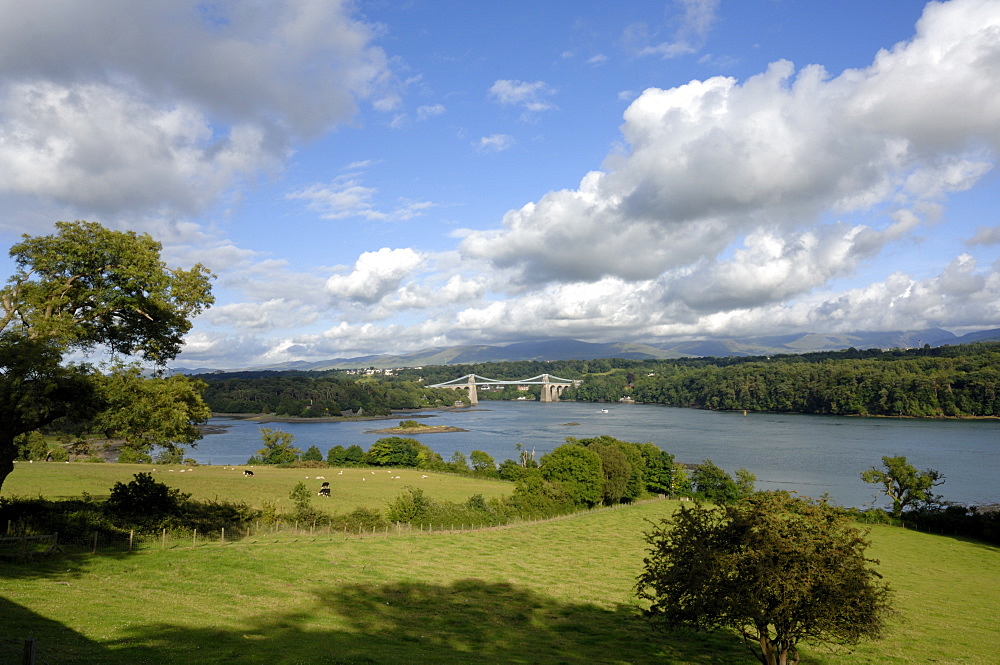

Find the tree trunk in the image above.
[{"left": 0, "top": 432, "right": 17, "bottom": 494}]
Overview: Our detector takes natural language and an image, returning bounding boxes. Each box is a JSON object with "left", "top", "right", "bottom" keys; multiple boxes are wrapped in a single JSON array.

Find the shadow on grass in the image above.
[
  {"left": 1, "top": 597, "right": 110, "bottom": 663},
  {"left": 7, "top": 579, "right": 765, "bottom": 664}
]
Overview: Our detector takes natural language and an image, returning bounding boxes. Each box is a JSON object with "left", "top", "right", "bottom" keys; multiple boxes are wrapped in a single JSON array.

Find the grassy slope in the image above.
[
  {"left": 2, "top": 469, "right": 999, "bottom": 664},
  {"left": 0, "top": 462, "right": 511, "bottom": 512}
]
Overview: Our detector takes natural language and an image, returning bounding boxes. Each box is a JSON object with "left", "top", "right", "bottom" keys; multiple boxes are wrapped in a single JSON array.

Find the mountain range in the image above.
[{"left": 175, "top": 327, "right": 1000, "bottom": 374}]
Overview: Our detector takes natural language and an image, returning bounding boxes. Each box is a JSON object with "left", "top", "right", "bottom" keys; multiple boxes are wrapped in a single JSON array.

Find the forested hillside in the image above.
[
  {"left": 565, "top": 342, "right": 1000, "bottom": 417},
  {"left": 197, "top": 343, "right": 1000, "bottom": 419},
  {"left": 199, "top": 372, "right": 461, "bottom": 417}
]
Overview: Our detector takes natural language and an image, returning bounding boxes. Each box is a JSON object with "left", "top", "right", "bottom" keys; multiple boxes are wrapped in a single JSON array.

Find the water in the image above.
[{"left": 191, "top": 401, "right": 1000, "bottom": 509}]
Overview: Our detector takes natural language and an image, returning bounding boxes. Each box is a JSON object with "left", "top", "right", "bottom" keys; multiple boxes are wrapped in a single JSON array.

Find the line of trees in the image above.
[
  {"left": 199, "top": 373, "right": 464, "bottom": 416},
  {"left": 564, "top": 343, "right": 1000, "bottom": 417}
]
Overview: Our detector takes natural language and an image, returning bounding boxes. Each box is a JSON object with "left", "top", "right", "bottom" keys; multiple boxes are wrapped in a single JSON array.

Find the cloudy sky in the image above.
[{"left": 2, "top": 0, "right": 999, "bottom": 368}]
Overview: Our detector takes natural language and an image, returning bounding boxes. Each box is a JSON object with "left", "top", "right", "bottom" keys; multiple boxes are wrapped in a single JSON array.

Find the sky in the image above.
[{"left": 1, "top": 0, "right": 1000, "bottom": 369}]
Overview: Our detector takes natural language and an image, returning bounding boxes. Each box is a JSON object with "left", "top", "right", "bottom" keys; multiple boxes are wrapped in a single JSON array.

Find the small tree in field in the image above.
[
  {"left": 861, "top": 455, "right": 944, "bottom": 518},
  {"left": 636, "top": 492, "right": 893, "bottom": 665}
]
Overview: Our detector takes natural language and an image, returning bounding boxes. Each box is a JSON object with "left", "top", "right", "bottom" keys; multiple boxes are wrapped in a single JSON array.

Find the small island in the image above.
[{"left": 365, "top": 419, "right": 468, "bottom": 435}]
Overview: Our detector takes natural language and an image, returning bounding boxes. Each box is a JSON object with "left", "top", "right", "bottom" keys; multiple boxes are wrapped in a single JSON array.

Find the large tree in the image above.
[
  {"left": 636, "top": 492, "right": 893, "bottom": 665},
  {"left": 0, "top": 221, "right": 214, "bottom": 490},
  {"left": 861, "top": 455, "right": 945, "bottom": 518}
]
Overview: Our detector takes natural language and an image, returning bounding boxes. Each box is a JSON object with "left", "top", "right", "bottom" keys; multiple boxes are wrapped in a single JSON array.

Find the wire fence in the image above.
[
  {"left": 0, "top": 637, "right": 52, "bottom": 665},
  {"left": 0, "top": 499, "right": 653, "bottom": 560}
]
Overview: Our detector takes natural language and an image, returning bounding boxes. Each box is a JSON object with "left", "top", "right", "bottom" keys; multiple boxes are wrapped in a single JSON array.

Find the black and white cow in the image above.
[{"left": 244, "top": 469, "right": 255, "bottom": 477}]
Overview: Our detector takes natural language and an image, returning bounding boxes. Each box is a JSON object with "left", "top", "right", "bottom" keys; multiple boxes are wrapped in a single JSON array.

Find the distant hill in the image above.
[{"left": 174, "top": 328, "right": 1000, "bottom": 374}]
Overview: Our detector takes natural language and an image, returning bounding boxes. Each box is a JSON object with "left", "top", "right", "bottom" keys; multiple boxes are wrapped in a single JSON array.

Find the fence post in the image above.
[
  {"left": 193, "top": 529, "right": 198, "bottom": 547},
  {"left": 128, "top": 530, "right": 134, "bottom": 553},
  {"left": 92, "top": 532, "right": 98, "bottom": 554},
  {"left": 221, "top": 527, "right": 226, "bottom": 545},
  {"left": 162, "top": 528, "right": 166, "bottom": 550},
  {"left": 22, "top": 637, "right": 37, "bottom": 665}
]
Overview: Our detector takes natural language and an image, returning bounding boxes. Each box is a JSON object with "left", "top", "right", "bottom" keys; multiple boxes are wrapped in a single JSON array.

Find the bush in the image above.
[{"left": 104, "top": 472, "right": 191, "bottom": 528}]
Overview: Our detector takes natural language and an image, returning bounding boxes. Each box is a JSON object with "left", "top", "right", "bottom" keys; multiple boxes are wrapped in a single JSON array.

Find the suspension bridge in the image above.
[{"left": 428, "top": 373, "right": 581, "bottom": 405}]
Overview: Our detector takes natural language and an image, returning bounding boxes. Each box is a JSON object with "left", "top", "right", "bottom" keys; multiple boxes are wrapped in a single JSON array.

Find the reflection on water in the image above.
[{"left": 192, "top": 401, "right": 1000, "bottom": 509}]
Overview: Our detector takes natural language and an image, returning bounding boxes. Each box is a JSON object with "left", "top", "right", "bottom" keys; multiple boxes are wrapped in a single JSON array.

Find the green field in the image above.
[
  {"left": 0, "top": 462, "right": 511, "bottom": 513},
  {"left": 2, "top": 465, "right": 999, "bottom": 664}
]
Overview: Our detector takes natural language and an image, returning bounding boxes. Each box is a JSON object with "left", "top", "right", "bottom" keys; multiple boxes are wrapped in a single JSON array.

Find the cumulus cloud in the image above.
[
  {"left": 462, "top": 0, "right": 1000, "bottom": 299},
  {"left": 0, "top": 0, "right": 389, "bottom": 231},
  {"left": 325, "top": 247, "right": 425, "bottom": 303}
]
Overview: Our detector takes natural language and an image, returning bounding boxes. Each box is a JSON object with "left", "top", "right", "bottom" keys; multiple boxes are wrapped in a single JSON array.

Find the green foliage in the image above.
[
  {"left": 290, "top": 482, "right": 312, "bottom": 508},
  {"left": 637, "top": 442, "right": 674, "bottom": 495},
  {"left": 449, "top": 451, "right": 469, "bottom": 473},
  {"left": 687, "top": 460, "right": 755, "bottom": 503},
  {"left": 469, "top": 450, "right": 497, "bottom": 476},
  {"left": 398, "top": 420, "right": 421, "bottom": 429},
  {"left": 199, "top": 372, "right": 459, "bottom": 417},
  {"left": 509, "top": 474, "right": 573, "bottom": 518},
  {"left": 365, "top": 437, "right": 443, "bottom": 469},
  {"left": 626, "top": 342, "right": 1000, "bottom": 417},
  {"left": 15, "top": 431, "right": 49, "bottom": 461},
  {"left": 0, "top": 221, "right": 214, "bottom": 493},
  {"left": 327, "top": 444, "right": 347, "bottom": 465},
  {"left": 249, "top": 428, "right": 300, "bottom": 465},
  {"left": 92, "top": 365, "right": 211, "bottom": 460},
  {"left": 861, "top": 455, "right": 945, "bottom": 518},
  {"left": 636, "top": 492, "right": 894, "bottom": 665},
  {"left": 116, "top": 447, "right": 153, "bottom": 464},
  {"left": 104, "top": 472, "right": 192, "bottom": 528},
  {"left": 539, "top": 443, "right": 604, "bottom": 507},
  {"left": 301, "top": 445, "right": 324, "bottom": 462},
  {"left": 386, "top": 486, "right": 434, "bottom": 523}
]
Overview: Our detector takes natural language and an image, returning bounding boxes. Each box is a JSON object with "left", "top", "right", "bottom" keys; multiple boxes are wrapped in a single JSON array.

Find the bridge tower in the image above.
[
  {"left": 465, "top": 374, "right": 479, "bottom": 405},
  {"left": 539, "top": 374, "right": 558, "bottom": 402}
]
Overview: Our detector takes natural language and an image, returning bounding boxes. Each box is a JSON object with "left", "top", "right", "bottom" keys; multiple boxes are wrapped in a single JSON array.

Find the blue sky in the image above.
[{"left": 1, "top": 0, "right": 999, "bottom": 368}]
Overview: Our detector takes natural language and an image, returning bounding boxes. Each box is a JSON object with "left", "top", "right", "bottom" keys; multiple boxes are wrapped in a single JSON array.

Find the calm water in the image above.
[{"left": 192, "top": 401, "right": 1000, "bottom": 509}]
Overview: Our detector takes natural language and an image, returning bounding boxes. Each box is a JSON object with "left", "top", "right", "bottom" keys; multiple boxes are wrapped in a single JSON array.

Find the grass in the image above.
[
  {"left": 1, "top": 462, "right": 511, "bottom": 513},
  {"left": 2, "top": 467, "right": 999, "bottom": 663}
]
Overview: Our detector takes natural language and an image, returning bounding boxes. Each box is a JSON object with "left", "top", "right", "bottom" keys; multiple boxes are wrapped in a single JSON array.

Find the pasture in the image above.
[
  {"left": 0, "top": 462, "right": 511, "bottom": 513},
  {"left": 1, "top": 465, "right": 999, "bottom": 663}
]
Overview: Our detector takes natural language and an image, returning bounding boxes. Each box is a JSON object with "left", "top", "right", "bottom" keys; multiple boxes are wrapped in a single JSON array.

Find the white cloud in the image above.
[
  {"left": 0, "top": 0, "right": 390, "bottom": 234},
  {"left": 325, "top": 247, "right": 425, "bottom": 303},
  {"left": 968, "top": 225, "right": 1000, "bottom": 246},
  {"left": 476, "top": 134, "right": 515, "bottom": 153},
  {"left": 287, "top": 175, "right": 436, "bottom": 221},
  {"left": 417, "top": 104, "right": 446, "bottom": 120},
  {"left": 0, "top": 81, "right": 277, "bottom": 222},
  {"left": 488, "top": 79, "right": 556, "bottom": 113},
  {"left": 628, "top": 0, "right": 720, "bottom": 59},
  {"left": 462, "top": 0, "right": 1000, "bottom": 299}
]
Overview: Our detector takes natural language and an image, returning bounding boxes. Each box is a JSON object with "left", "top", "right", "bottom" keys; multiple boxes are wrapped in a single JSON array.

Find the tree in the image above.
[
  {"left": 539, "top": 443, "right": 603, "bottom": 507},
  {"left": 469, "top": 450, "right": 497, "bottom": 475},
  {"left": 91, "top": 365, "right": 211, "bottom": 462},
  {"left": 861, "top": 455, "right": 945, "bottom": 518},
  {"left": 0, "top": 221, "right": 214, "bottom": 491},
  {"left": 301, "top": 445, "right": 324, "bottom": 462},
  {"left": 636, "top": 492, "right": 893, "bottom": 665},
  {"left": 249, "top": 428, "right": 300, "bottom": 465},
  {"left": 105, "top": 472, "right": 191, "bottom": 528},
  {"left": 690, "top": 459, "right": 740, "bottom": 503}
]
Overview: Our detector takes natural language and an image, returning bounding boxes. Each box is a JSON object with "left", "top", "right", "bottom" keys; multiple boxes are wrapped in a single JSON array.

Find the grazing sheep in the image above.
[{"left": 316, "top": 475, "right": 325, "bottom": 479}]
